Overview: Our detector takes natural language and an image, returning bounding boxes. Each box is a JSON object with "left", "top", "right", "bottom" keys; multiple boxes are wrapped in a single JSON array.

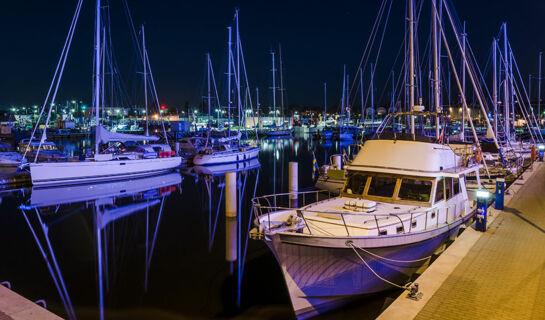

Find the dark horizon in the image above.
[{"left": 1, "top": 0, "right": 544, "bottom": 111}]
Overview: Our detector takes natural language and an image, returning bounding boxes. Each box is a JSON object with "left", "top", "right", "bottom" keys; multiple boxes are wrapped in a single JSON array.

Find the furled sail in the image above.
[
  {"left": 96, "top": 125, "right": 159, "bottom": 144},
  {"left": 211, "top": 131, "right": 241, "bottom": 144}
]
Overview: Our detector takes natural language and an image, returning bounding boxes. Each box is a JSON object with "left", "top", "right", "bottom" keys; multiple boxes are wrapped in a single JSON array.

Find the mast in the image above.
[
  {"left": 341, "top": 65, "right": 346, "bottom": 128},
  {"left": 323, "top": 82, "right": 327, "bottom": 125},
  {"left": 279, "top": 43, "right": 285, "bottom": 125},
  {"left": 391, "top": 70, "right": 395, "bottom": 131},
  {"left": 432, "top": 0, "right": 442, "bottom": 138},
  {"left": 360, "top": 68, "right": 364, "bottom": 123},
  {"left": 142, "top": 25, "right": 148, "bottom": 136},
  {"left": 409, "top": 0, "right": 415, "bottom": 134},
  {"left": 493, "top": 38, "right": 498, "bottom": 136},
  {"left": 227, "top": 26, "right": 232, "bottom": 137},
  {"left": 207, "top": 53, "right": 211, "bottom": 129},
  {"left": 370, "top": 63, "right": 374, "bottom": 126},
  {"left": 256, "top": 87, "right": 260, "bottom": 123},
  {"left": 94, "top": 0, "right": 102, "bottom": 155},
  {"left": 539, "top": 52, "right": 542, "bottom": 127},
  {"left": 460, "top": 21, "right": 466, "bottom": 141},
  {"left": 503, "top": 23, "right": 510, "bottom": 141},
  {"left": 270, "top": 50, "right": 277, "bottom": 125},
  {"left": 235, "top": 10, "right": 241, "bottom": 135}
]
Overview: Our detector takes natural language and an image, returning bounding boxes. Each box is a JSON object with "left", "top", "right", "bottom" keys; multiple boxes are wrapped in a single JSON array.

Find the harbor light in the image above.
[{"left": 538, "top": 144, "right": 545, "bottom": 161}]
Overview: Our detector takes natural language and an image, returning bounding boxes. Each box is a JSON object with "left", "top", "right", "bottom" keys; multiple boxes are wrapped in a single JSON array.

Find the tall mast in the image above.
[
  {"left": 142, "top": 25, "right": 148, "bottom": 136},
  {"left": 460, "top": 21, "right": 466, "bottom": 141},
  {"left": 360, "top": 68, "right": 364, "bottom": 122},
  {"left": 256, "top": 87, "right": 260, "bottom": 121},
  {"left": 503, "top": 23, "right": 510, "bottom": 141},
  {"left": 270, "top": 50, "right": 277, "bottom": 125},
  {"left": 537, "top": 52, "right": 543, "bottom": 128},
  {"left": 323, "top": 82, "right": 327, "bottom": 124},
  {"left": 341, "top": 65, "right": 346, "bottom": 128},
  {"left": 409, "top": 0, "right": 415, "bottom": 134},
  {"left": 493, "top": 38, "right": 498, "bottom": 136},
  {"left": 370, "top": 63, "right": 374, "bottom": 125},
  {"left": 235, "top": 10, "right": 241, "bottom": 135},
  {"left": 207, "top": 53, "right": 211, "bottom": 129},
  {"left": 94, "top": 0, "right": 102, "bottom": 155},
  {"left": 279, "top": 43, "right": 285, "bottom": 123},
  {"left": 227, "top": 26, "right": 232, "bottom": 137},
  {"left": 432, "top": 0, "right": 442, "bottom": 138}
]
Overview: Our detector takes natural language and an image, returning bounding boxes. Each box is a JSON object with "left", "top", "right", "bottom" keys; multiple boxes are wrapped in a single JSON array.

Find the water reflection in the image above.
[{"left": 19, "top": 174, "right": 182, "bottom": 320}]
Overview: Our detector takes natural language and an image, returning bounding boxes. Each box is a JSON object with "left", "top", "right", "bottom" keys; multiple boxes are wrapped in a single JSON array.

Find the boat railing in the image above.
[
  {"left": 254, "top": 195, "right": 468, "bottom": 237},
  {"left": 252, "top": 190, "right": 335, "bottom": 231}
]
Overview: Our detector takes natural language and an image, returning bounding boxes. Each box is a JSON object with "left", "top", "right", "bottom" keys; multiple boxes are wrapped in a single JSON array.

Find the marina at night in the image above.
[{"left": 1, "top": 1, "right": 545, "bottom": 319}]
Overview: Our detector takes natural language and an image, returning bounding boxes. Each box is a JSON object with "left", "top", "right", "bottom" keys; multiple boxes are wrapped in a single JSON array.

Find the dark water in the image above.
[{"left": 0, "top": 136, "right": 397, "bottom": 320}]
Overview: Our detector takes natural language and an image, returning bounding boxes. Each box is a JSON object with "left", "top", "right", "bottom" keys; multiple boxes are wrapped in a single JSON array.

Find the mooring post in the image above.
[
  {"left": 225, "top": 172, "right": 237, "bottom": 268},
  {"left": 289, "top": 162, "right": 298, "bottom": 208},
  {"left": 332, "top": 154, "right": 342, "bottom": 169}
]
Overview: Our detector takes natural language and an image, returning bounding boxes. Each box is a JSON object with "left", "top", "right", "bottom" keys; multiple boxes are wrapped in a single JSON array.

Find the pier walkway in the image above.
[
  {"left": 0, "top": 284, "right": 61, "bottom": 320},
  {"left": 379, "top": 161, "right": 545, "bottom": 320}
]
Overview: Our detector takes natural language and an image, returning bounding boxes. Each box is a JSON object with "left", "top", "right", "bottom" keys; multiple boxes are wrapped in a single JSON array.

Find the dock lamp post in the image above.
[
  {"left": 475, "top": 190, "right": 489, "bottom": 232},
  {"left": 538, "top": 144, "right": 545, "bottom": 161}
]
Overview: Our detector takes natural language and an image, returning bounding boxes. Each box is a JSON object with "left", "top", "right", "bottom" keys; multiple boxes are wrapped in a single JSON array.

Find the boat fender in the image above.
[{"left": 474, "top": 148, "right": 482, "bottom": 164}]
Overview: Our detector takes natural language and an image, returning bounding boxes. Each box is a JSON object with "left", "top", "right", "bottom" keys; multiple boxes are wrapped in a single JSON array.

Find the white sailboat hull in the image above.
[
  {"left": 30, "top": 156, "right": 182, "bottom": 186},
  {"left": 193, "top": 147, "right": 259, "bottom": 166}
]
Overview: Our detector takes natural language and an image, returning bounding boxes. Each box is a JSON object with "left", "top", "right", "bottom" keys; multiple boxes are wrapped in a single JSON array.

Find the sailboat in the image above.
[
  {"left": 192, "top": 10, "right": 260, "bottom": 166},
  {"left": 25, "top": 0, "right": 181, "bottom": 186},
  {"left": 266, "top": 45, "right": 293, "bottom": 137}
]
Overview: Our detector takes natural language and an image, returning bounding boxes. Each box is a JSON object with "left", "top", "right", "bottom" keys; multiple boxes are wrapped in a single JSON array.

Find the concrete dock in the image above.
[
  {"left": 379, "top": 161, "right": 545, "bottom": 320},
  {"left": 0, "top": 285, "right": 61, "bottom": 320}
]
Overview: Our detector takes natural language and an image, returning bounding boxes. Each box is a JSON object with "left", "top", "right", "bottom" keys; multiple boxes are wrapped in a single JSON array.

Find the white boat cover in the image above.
[
  {"left": 211, "top": 131, "right": 241, "bottom": 143},
  {"left": 97, "top": 125, "right": 159, "bottom": 144}
]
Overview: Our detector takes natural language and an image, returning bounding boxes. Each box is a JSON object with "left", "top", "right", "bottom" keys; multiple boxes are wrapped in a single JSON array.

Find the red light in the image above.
[{"left": 161, "top": 105, "right": 166, "bottom": 110}]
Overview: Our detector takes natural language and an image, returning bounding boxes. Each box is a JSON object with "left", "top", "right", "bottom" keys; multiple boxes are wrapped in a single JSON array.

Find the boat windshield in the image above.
[{"left": 343, "top": 172, "right": 434, "bottom": 205}]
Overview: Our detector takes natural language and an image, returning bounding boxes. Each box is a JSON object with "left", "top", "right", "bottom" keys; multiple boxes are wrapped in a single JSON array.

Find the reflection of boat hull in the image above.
[
  {"left": 267, "top": 214, "right": 471, "bottom": 319},
  {"left": 193, "top": 147, "right": 259, "bottom": 166},
  {"left": 28, "top": 172, "right": 182, "bottom": 207},
  {"left": 29, "top": 156, "right": 182, "bottom": 187},
  {"left": 193, "top": 158, "right": 260, "bottom": 176}
]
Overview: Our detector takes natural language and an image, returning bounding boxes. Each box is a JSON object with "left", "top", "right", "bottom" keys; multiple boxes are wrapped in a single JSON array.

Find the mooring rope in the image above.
[
  {"left": 349, "top": 241, "right": 432, "bottom": 264},
  {"left": 347, "top": 241, "right": 412, "bottom": 291}
]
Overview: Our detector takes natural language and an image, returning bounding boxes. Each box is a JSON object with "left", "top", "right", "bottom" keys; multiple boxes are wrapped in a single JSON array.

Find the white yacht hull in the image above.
[
  {"left": 267, "top": 213, "right": 472, "bottom": 319},
  {"left": 193, "top": 147, "right": 259, "bottom": 166},
  {"left": 29, "top": 156, "right": 182, "bottom": 186}
]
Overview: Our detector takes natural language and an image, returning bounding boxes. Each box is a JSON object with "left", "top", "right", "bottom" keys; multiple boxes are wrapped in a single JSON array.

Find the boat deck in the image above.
[{"left": 378, "top": 161, "right": 545, "bottom": 320}]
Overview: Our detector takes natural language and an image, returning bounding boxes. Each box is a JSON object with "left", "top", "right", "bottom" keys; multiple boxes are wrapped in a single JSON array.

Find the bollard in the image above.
[
  {"left": 175, "top": 142, "right": 180, "bottom": 156},
  {"left": 289, "top": 162, "right": 298, "bottom": 208},
  {"left": 474, "top": 190, "right": 489, "bottom": 232},
  {"left": 531, "top": 145, "right": 536, "bottom": 162},
  {"left": 332, "top": 154, "right": 342, "bottom": 169},
  {"left": 539, "top": 144, "right": 545, "bottom": 162},
  {"left": 225, "top": 171, "right": 237, "bottom": 268},
  {"left": 494, "top": 178, "right": 505, "bottom": 210}
]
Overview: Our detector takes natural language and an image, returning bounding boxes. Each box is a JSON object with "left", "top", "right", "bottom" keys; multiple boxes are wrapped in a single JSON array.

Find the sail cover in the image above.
[{"left": 96, "top": 125, "right": 159, "bottom": 144}]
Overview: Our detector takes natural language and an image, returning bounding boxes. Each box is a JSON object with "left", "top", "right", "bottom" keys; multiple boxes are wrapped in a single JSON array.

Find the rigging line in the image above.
[
  {"left": 144, "top": 47, "right": 169, "bottom": 143},
  {"left": 35, "top": 0, "right": 83, "bottom": 163},
  {"left": 509, "top": 43, "right": 545, "bottom": 142},
  {"left": 353, "top": 0, "right": 393, "bottom": 112},
  {"left": 238, "top": 38, "right": 260, "bottom": 140},
  {"left": 24, "top": 0, "right": 83, "bottom": 163},
  {"left": 348, "top": 0, "right": 389, "bottom": 101}
]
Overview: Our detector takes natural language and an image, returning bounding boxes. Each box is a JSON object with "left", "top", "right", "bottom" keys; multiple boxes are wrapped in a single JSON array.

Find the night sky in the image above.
[{"left": 0, "top": 0, "right": 544, "bottom": 110}]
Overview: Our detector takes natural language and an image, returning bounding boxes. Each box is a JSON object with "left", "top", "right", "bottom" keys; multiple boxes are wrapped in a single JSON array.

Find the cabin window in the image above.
[
  {"left": 397, "top": 179, "right": 432, "bottom": 202},
  {"left": 412, "top": 221, "right": 417, "bottom": 228},
  {"left": 367, "top": 176, "right": 397, "bottom": 198},
  {"left": 445, "top": 177, "right": 460, "bottom": 199},
  {"left": 435, "top": 178, "right": 445, "bottom": 203},
  {"left": 379, "top": 230, "right": 388, "bottom": 236},
  {"left": 396, "top": 226, "right": 404, "bottom": 234},
  {"left": 343, "top": 174, "right": 368, "bottom": 195}
]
